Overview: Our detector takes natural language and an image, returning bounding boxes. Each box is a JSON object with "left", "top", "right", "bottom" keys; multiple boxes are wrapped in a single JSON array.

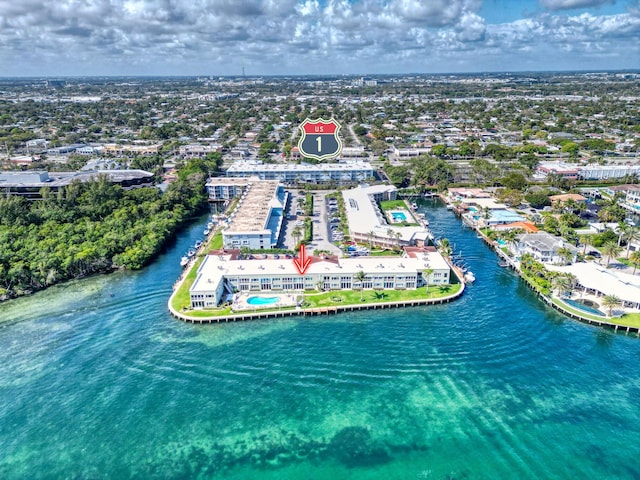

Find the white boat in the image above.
[
  {"left": 446, "top": 204, "right": 454, "bottom": 210},
  {"left": 411, "top": 202, "right": 418, "bottom": 210},
  {"left": 180, "top": 256, "right": 189, "bottom": 267},
  {"left": 204, "top": 228, "right": 210, "bottom": 235},
  {"left": 464, "top": 271, "right": 476, "bottom": 283},
  {"left": 187, "top": 249, "right": 196, "bottom": 258}
]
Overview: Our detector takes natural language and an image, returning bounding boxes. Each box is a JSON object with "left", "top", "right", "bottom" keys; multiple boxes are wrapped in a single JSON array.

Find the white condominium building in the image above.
[
  {"left": 225, "top": 160, "right": 374, "bottom": 185},
  {"left": 342, "top": 184, "right": 432, "bottom": 248},
  {"left": 221, "top": 179, "right": 288, "bottom": 250},
  {"left": 189, "top": 249, "right": 451, "bottom": 308}
]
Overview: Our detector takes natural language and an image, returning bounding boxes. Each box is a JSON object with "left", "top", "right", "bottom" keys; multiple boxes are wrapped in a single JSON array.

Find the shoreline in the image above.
[
  {"left": 471, "top": 216, "right": 640, "bottom": 337},
  {"left": 167, "top": 280, "right": 465, "bottom": 324}
]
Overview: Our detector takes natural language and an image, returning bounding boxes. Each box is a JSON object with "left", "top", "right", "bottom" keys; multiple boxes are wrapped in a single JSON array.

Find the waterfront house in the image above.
[
  {"left": 515, "top": 232, "right": 578, "bottom": 265},
  {"left": 547, "top": 262, "right": 640, "bottom": 311}
]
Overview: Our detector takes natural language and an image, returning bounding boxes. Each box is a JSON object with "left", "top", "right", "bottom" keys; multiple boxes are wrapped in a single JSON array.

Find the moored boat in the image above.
[
  {"left": 464, "top": 271, "right": 476, "bottom": 283},
  {"left": 180, "top": 256, "right": 189, "bottom": 267}
]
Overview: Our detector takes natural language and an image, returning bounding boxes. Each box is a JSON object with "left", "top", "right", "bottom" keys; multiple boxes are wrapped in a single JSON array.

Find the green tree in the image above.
[
  {"left": 601, "top": 241, "right": 622, "bottom": 267},
  {"left": 579, "top": 234, "right": 593, "bottom": 255},
  {"left": 501, "top": 172, "right": 527, "bottom": 191},
  {"left": 622, "top": 226, "right": 640, "bottom": 257},
  {"left": 525, "top": 191, "right": 551, "bottom": 209},
  {"left": 422, "top": 267, "right": 434, "bottom": 294},
  {"left": 355, "top": 270, "right": 367, "bottom": 301},
  {"left": 601, "top": 295, "right": 622, "bottom": 317},
  {"left": 629, "top": 251, "right": 640, "bottom": 275}
]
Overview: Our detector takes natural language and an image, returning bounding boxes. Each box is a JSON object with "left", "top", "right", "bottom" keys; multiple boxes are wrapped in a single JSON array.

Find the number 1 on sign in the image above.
[{"left": 316, "top": 136, "right": 321, "bottom": 152}]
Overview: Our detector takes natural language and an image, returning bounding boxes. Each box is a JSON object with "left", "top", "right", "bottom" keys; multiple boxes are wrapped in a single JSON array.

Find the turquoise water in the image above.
[
  {"left": 562, "top": 297, "right": 605, "bottom": 316},
  {"left": 1, "top": 203, "right": 640, "bottom": 479},
  {"left": 247, "top": 296, "right": 280, "bottom": 306},
  {"left": 391, "top": 211, "right": 407, "bottom": 221}
]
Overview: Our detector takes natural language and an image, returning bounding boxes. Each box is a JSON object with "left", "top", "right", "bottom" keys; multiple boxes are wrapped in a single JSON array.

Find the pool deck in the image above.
[
  {"left": 232, "top": 293, "right": 298, "bottom": 311},
  {"left": 474, "top": 224, "right": 640, "bottom": 336},
  {"left": 169, "top": 286, "right": 465, "bottom": 324}
]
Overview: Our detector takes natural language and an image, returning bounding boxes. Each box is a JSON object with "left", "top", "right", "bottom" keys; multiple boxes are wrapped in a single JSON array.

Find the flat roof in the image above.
[
  {"left": 191, "top": 251, "right": 450, "bottom": 294},
  {"left": 0, "top": 169, "right": 152, "bottom": 187},
  {"left": 206, "top": 176, "right": 256, "bottom": 187},
  {"left": 227, "top": 161, "right": 373, "bottom": 173},
  {"left": 342, "top": 185, "right": 430, "bottom": 241},
  {"left": 547, "top": 262, "right": 640, "bottom": 305},
  {"left": 465, "top": 198, "right": 507, "bottom": 209},
  {"left": 223, "top": 180, "right": 281, "bottom": 233}
]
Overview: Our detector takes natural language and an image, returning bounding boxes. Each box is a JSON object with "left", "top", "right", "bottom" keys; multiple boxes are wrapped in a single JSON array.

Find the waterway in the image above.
[{"left": 2, "top": 201, "right": 640, "bottom": 479}]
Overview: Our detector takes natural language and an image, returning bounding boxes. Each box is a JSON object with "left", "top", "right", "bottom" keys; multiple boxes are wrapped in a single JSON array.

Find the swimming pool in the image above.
[
  {"left": 247, "top": 296, "right": 280, "bottom": 306},
  {"left": 562, "top": 297, "right": 605, "bottom": 316},
  {"left": 391, "top": 211, "right": 408, "bottom": 221}
]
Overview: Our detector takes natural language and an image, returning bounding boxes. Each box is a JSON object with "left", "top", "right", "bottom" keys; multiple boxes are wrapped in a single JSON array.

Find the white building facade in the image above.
[
  {"left": 225, "top": 160, "right": 374, "bottom": 185},
  {"left": 190, "top": 250, "right": 451, "bottom": 308},
  {"left": 221, "top": 180, "right": 288, "bottom": 250}
]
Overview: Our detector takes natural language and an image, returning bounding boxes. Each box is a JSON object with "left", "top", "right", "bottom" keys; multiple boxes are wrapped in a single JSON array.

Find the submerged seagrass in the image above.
[{"left": 1, "top": 200, "right": 639, "bottom": 479}]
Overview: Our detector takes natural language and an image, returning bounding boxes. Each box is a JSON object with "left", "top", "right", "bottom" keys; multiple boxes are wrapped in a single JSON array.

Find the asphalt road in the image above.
[{"left": 279, "top": 190, "right": 343, "bottom": 257}]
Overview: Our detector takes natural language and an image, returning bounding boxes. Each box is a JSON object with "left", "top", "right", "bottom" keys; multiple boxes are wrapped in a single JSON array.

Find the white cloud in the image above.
[
  {"left": 540, "top": 0, "right": 615, "bottom": 11},
  {"left": 0, "top": 0, "right": 636, "bottom": 75}
]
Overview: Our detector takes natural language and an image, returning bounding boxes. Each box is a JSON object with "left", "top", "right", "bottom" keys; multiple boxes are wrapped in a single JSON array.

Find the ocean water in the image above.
[{"left": 1, "top": 202, "right": 640, "bottom": 479}]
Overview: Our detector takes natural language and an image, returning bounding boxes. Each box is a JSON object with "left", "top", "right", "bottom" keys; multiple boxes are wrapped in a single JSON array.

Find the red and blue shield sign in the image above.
[{"left": 298, "top": 118, "right": 342, "bottom": 161}]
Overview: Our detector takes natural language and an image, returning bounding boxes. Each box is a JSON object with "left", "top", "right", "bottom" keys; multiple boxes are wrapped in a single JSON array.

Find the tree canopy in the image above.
[{"left": 0, "top": 164, "right": 210, "bottom": 301}]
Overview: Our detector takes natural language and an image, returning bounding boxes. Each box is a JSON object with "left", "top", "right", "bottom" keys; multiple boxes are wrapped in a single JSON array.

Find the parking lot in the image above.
[{"left": 279, "top": 190, "right": 343, "bottom": 256}]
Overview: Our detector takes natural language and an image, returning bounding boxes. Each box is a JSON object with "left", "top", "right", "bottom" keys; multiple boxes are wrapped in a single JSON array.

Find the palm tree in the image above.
[
  {"left": 623, "top": 226, "right": 640, "bottom": 258},
  {"left": 438, "top": 238, "right": 452, "bottom": 257},
  {"left": 601, "top": 294, "right": 622, "bottom": 317},
  {"left": 579, "top": 234, "right": 593, "bottom": 255},
  {"left": 354, "top": 270, "right": 367, "bottom": 301},
  {"left": 367, "top": 230, "right": 375, "bottom": 250},
  {"left": 601, "top": 240, "right": 622, "bottom": 267},
  {"left": 386, "top": 228, "right": 395, "bottom": 249},
  {"left": 422, "top": 267, "right": 434, "bottom": 294},
  {"left": 552, "top": 275, "right": 570, "bottom": 297},
  {"left": 292, "top": 226, "right": 302, "bottom": 246},
  {"left": 481, "top": 206, "right": 491, "bottom": 227},
  {"left": 394, "top": 231, "right": 402, "bottom": 250},
  {"left": 617, "top": 222, "right": 631, "bottom": 247},
  {"left": 552, "top": 273, "right": 575, "bottom": 298},
  {"left": 629, "top": 251, "right": 640, "bottom": 275},
  {"left": 556, "top": 247, "right": 574, "bottom": 265}
]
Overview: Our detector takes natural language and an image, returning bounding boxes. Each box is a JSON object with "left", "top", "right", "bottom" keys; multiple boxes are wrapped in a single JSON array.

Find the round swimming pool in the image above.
[{"left": 247, "top": 296, "right": 280, "bottom": 306}]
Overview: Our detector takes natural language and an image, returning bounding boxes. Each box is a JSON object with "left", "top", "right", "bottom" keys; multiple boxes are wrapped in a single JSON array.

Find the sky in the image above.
[{"left": 0, "top": 0, "right": 638, "bottom": 77}]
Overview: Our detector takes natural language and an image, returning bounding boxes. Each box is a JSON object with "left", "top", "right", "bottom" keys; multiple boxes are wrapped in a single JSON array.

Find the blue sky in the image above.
[{"left": 0, "top": 0, "right": 638, "bottom": 76}]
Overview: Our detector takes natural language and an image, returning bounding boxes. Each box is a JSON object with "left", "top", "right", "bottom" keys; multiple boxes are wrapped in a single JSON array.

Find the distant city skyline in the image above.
[{"left": 0, "top": 0, "right": 638, "bottom": 77}]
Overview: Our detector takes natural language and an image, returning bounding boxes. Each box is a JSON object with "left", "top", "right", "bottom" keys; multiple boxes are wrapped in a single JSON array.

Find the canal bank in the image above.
[
  {"left": 447, "top": 197, "right": 640, "bottom": 336},
  {"left": 4, "top": 196, "right": 640, "bottom": 478}
]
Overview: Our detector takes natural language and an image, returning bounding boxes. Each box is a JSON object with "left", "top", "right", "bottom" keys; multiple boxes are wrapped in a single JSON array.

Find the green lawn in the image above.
[
  {"left": 170, "top": 256, "right": 204, "bottom": 312},
  {"left": 210, "top": 232, "right": 223, "bottom": 250},
  {"left": 303, "top": 284, "right": 462, "bottom": 308},
  {"left": 172, "top": 283, "right": 462, "bottom": 319},
  {"left": 553, "top": 297, "right": 640, "bottom": 328},
  {"left": 380, "top": 199, "right": 408, "bottom": 211},
  {"left": 369, "top": 248, "right": 403, "bottom": 257}
]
